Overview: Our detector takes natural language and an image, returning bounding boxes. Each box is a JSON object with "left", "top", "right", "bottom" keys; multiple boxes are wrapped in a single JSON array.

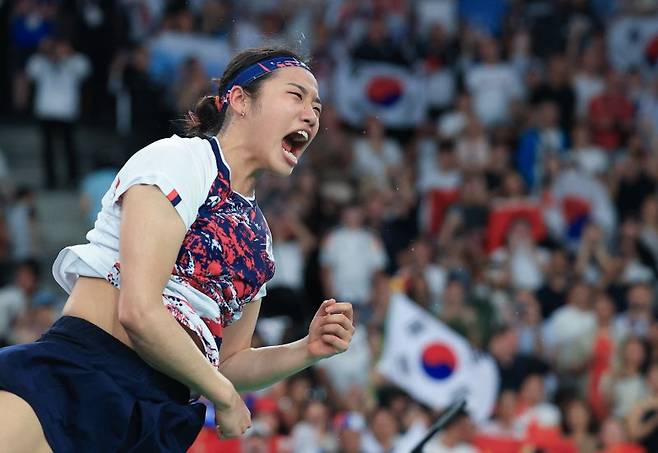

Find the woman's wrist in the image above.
[{"left": 209, "top": 372, "right": 239, "bottom": 410}]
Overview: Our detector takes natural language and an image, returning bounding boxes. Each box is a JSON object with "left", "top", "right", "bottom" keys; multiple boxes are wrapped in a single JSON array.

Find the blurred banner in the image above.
[
  {"left": 377, "top": 293, "right": 498, "bottom": 422},
  {"left": 333, "top": 62, "right": 427, "bottom": 129}
]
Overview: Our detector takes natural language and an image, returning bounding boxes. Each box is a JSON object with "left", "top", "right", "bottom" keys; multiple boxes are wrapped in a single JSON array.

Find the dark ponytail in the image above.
[
  {"left": 184, "top": 94, "right": 221, "bottom": 137},
  {"left": 183, "top": 47, "right": 308, "bottom": 138}
]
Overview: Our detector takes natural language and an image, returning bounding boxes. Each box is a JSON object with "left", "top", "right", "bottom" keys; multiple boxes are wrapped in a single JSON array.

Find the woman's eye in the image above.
[{"left": 290, "top": 92, "right": 303, "bottom": 100}]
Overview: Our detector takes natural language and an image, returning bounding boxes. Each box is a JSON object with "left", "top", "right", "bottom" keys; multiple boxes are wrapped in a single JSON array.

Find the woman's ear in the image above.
[{"left": 226, "top": 86, "right": 249, "bottom": 117}]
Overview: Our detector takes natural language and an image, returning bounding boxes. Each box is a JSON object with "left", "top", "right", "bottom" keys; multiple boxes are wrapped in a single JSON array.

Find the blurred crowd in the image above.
[{"left": 5, "top": 0, "right": 658, "bottom": 451}]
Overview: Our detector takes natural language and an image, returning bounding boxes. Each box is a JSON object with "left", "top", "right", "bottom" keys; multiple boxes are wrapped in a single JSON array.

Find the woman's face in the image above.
[{"left": 245, "top": 66, "right": 322, "bottom": 176}]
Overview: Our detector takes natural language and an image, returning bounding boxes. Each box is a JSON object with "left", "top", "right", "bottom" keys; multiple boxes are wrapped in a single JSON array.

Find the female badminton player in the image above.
[{"left": 0, "top": 47, "right": 355, "bottom": 452}]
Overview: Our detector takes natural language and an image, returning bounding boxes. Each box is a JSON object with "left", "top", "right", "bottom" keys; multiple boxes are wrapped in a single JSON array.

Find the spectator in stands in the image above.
[
  {"left": 531, "top": 54, "right": 576, "bottom": 133},
  {"left": 423, "top": 408, "right": 478, "bottom": 453},
  {"left": 351, "top": 14, "right": 411, "bottom": 66},
  {"left": 465, "top": 36, "right": 523, "bottom": 127},
  {"left": 26, "top": 35, "right": 90, "bottom": 188},
  {"left": 351, "top": 116, "right": 403, "bottom": 191},
  {"left": 544, "top": 281, "right": 596, "bottom": 386},
  {"left": 361, "top": 407, "right": 401, "bottom": 453},
  {"left": 562, "top": 399, "right": 597, "bottom": 453},
  {"left": 0, "top": 259, "right": 40, "bottom": 347},
  {"left": 588, "top": 69, "right": 635, "bottom": 151},
  {"left": 515, "top": 373, "right": 561, "bottom": 436},
  {"left": 320, "top": 203, "right": 387, "bottom": 319},
  {"left": 517, "top": 101, "right": 568, "bottom": 192},
  {"left": 627, "top": 362, "right": 658, "bottom": 452},
  {"left": 598, "top": 416, "right": 645, "bottom": 453},
  {"left": 601, "top": 337, "right": 650, "bottom": 418}
]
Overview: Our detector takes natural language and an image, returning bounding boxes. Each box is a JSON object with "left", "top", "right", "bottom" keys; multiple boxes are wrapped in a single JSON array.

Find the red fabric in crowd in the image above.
[{"left": 485, "top": 201, "right": 546, "bottom": 253}]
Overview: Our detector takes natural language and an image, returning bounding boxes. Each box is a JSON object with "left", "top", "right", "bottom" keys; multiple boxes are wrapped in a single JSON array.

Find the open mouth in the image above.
[{"left": 281, "top": 130, "right": 309, "bottom": 166}]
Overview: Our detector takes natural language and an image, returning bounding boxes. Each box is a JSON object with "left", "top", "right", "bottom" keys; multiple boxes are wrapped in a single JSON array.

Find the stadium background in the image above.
[{"left": 3, "top": 0, "right": 658, "bottom": 452}]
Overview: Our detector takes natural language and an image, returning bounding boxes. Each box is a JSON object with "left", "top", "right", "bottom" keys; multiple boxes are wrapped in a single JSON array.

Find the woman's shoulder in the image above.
[{"left": 124, "top": 135, "right": 217, "bottom": 176}]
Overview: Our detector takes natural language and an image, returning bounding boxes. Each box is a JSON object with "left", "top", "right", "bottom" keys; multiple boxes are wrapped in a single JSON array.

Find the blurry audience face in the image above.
[
  {"left": 367, "top": 16, "right": 388, "bottom": 43},
  {"left": 507, "top": 218, "right": 534, "bottom": 248},
  {"left": 538, "top": 102, "right": 559, "bottom": 129},
  {"left": 15, "top": 264, "right": 38, "bottom": 295},
  {"left": 600, "top": 417, "right": 627, "bottom": 448},
  {"left": 462, "top": 176, "right": 487, "bottom": 204},
  {"left": 444, "top": 414, "right": 476, "bottom": 444},
  {"left": 520, "top": 374, "right": 545, "bottom": 406},
  {"left": 594, "top": 293, "right": 615, "bottom": 325},
  {"left": 547, "top": 55, "right": 569, "bottom": 86},
  {"left": 489, "top": 327, "right": 519, "bottom": 362},
  {"left": 627, "top": 284, "right": 653, "bottom": 316},
  {"left": 370, "top": 408, "right": 398, "bottom": 443},
  {"left": 443, "top": 280, "right": 465, "bottom": 307},
  {"left": 479, "top": 37, "right": 500, "bottom": 64},
  {"left": 496, "top": 390, "right": 517, "bottom": 424},
  {"left": 581, "top": 44, "right": 603, "bottom": 74},
  {"left": 410, "top": 240, "right": 432, "bottom": 268},
  {"left": 622, "top": 338, "right": 646, "bottom": 371},
  {"left": 567, "top": 283, "right": 591, "bottom": 310},
  {"left": 517, "top": 292, "right": 541, "bottom": 325},
  {"left": 571, "top": 123, "right": 591, "bottom": 148},
  {"left": 502, "top": 172, "right": 525, "bottom": 197},
  {"left": 339, "top": 428, "right": 361, "bottom": 453},
  {"left": 548, "top": 250, "right": 569, "bottom": 277},
  {"left": 489, "top": 143, "right": 510, "bottom": 170},
  {"left": 438, "top": 142, "right": 457, "bottom": 169},
  {"left": 304, "top": 401, "right": 329, "bottom": 430},
  {"left": 53, "top": 39, "right": 72, "bottom": 60},
  {"left": 132, "top": 46, "right": 150, "bottom": 72},
  {"left": 289, "top": 376, "right": 311, "bottom": 404},
  {"left": 342, "top": 205, "right": 364, "bottom": 229},
  {"left": 366, "top": 116, "right": 385, "bottom": 140},
  {"left": 565, "top": 400, "right": 592, "bottom": 434},
  {"left": 605, "top": 69, "right": 625, "bottom": 95}
]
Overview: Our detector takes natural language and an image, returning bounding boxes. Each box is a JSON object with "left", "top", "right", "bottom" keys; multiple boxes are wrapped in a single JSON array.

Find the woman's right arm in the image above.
[{"left": 117, "top": 184, "right": 250, "bottom": 437}]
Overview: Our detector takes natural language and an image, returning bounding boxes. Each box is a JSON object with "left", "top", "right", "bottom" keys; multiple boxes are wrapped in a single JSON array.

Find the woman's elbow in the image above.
[{"left": 117, "top": 296, "right": 151, "bottom": 334}]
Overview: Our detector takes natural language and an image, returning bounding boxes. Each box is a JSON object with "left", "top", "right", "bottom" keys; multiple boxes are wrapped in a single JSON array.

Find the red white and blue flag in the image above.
[
  {"left": 377, "top": 293, "right": 499, "bottom": 422},
  {"left": 333, "top": 62, "right": 427, "bottom": 128}
]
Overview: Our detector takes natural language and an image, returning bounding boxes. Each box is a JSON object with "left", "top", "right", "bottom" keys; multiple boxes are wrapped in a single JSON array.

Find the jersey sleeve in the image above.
[
  {"left": 111, "top": 136, "right": 216, "bottom": 229},
  {"left": 254, "top": 283, "right": 267, "bottom": 300}
]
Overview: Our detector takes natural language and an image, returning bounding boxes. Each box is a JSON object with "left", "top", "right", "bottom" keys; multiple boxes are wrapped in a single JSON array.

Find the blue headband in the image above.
[{"left": 215, "top": 56, "right": 311, "bottom": 112}]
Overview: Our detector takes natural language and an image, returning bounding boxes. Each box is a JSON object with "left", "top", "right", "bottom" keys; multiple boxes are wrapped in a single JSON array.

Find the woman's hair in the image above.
[{"left": 183, "top": 47, "right": 308, "bottom": 137}]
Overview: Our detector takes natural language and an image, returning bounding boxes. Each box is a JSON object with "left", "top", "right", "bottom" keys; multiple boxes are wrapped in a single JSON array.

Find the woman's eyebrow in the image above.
[{"left": 286, "top": 82, "right": 322, "bottom": 105}]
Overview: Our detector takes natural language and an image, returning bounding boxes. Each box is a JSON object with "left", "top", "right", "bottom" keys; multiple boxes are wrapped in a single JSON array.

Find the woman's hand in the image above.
[
  {"left": 306, "top": 299, "right": 355, "bottom": 360},
  {"left": 214, "top": 387, "right": 252, "bottom": 439}
]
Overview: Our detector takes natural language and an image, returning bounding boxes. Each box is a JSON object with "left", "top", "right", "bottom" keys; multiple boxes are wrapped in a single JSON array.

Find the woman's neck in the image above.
[{"left": 216, "top": 131, "right": 260, "bottom": 197}]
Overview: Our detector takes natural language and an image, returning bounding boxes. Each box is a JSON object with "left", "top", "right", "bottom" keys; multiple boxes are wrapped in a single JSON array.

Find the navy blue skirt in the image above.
[{"left": 0, "top": 316, "right": 206, "bottom": 452}]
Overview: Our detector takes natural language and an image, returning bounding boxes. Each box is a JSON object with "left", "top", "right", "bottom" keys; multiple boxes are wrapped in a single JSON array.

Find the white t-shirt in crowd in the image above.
[
  {"left": 26, "top": 53, "right": 91, "bottom": 121},
  {"left": 320, "top": 226, "right": 387, "bottom": 304},
  {"left": 465, "top": 63, "right": 523, "bottom": 126},
  {"left": 352, "top": 138, "right": 402, "bottom": 188}
]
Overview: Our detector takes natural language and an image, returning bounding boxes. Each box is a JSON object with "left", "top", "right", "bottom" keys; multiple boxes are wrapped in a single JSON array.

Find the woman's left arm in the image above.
[{"left": 218, "top": 298, "right": 354, "bottom": 392}]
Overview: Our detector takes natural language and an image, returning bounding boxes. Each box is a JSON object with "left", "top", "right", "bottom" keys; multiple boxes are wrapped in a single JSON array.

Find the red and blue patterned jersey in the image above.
[
  {"left": 53, "top": 135, "right": 275, "bottom": 367},
  {"left": 171, "top": 137, "right": 275, "bottom": 351}
]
